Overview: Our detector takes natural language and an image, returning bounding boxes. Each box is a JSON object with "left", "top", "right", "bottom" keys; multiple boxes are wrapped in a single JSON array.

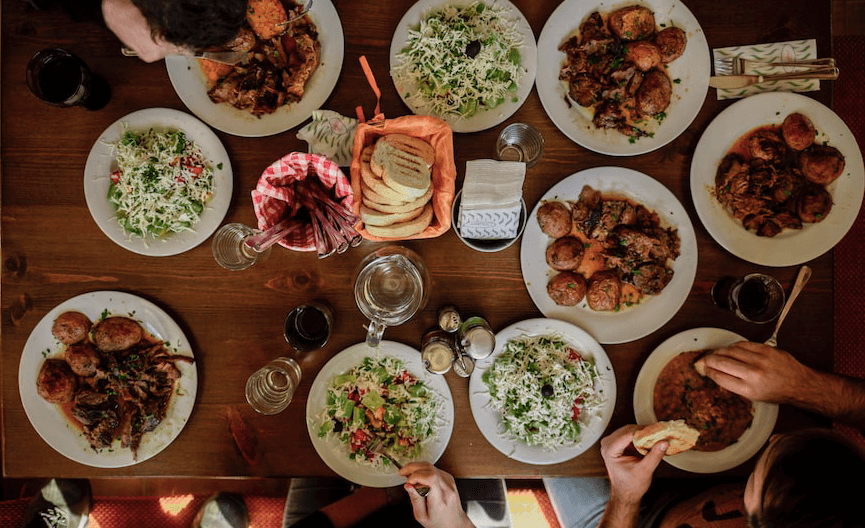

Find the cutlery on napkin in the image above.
[{"left": 458, "top": 160, "right": 525, "bottom": 240}]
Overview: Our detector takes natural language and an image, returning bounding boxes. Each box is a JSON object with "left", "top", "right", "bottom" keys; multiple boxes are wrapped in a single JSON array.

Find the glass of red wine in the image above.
[
  {"left": 26, "top": 48, "right": 110, "bottom": 110},
  {"left": 712, "top": 273, "right": 786, "bottom": 324}
]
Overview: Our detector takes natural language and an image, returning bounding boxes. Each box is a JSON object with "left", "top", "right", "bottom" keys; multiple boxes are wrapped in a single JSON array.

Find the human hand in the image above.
[
  {"left": 399, "top": 462, "right": 475, "bottom": 528},
  {"left": 600, "top": 425, "right": 667, "bottom": 504},
  {"left": 697, "top": 341, "right": 812, "bottom": 403}
]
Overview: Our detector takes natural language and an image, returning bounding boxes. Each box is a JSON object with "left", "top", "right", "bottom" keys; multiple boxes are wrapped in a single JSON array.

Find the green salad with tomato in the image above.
[
  {"left": 317, "top": 356, "right": 441, "bottom": 469},
  {"left": 108, "top": 127, "right": 214, "bottom": 239}
]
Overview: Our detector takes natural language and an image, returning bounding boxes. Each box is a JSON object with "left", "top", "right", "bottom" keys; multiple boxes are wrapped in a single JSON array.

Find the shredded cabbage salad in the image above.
[
  {"left": 482, "top": 334, "right": 605, "bottom": 449},
  {"left": 393, "top": 1, "right": 524, "bottom": 120},
  {"left": 317, "top": 356, "right": 442, "bottom": 469},
  {"left": 107, "top": 128, "right": 214, "bottom": 239}
]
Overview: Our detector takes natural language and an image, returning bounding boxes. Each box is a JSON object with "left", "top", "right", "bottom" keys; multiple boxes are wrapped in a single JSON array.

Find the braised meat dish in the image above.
[
  {"left": 653, "top": 350, "right": 754, "bottom": 452},
  {"left": 539, "top": 185, "right": 680, "bottom": 312},
  {"left": 558, "top": 5, "right": 687, "bottom": 139},
  {"left": 714, "top": 112, "right": 844, "bottom": 237},
  {"left": 202, "top": 0, "right": 320, "bottom": 116},
  {"left": 35, "top": 311, "right": 193, "bottom": 459}
]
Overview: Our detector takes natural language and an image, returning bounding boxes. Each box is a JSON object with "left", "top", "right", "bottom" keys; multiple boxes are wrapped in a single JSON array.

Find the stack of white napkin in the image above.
[{"left": 458, "top": 160, "right": 525, "bottom": 240}]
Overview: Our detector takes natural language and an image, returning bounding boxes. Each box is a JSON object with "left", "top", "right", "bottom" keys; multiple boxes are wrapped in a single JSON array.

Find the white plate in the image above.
[
  {"left": 469, "top": 318, "right": 616, "bottom": 465},
  {"left": 520, "top": 167, "right": 698, "bottom": 344},
  {"left": 18, "top": 291, "right": 197, "bottom": 468},
  {"left": 536, "top": 0, "right": 710, "bottom": 155},
  {"left": 306, "top": 341, "right": 455, "bottom": 487},
  {"left": 633, "top": 327, "right": 778, "bottom": 473},
  {"left": 165, "top": 0, "right": 344, "bottom": 137},
  {"left": 390, "top": 0, "right": 538, "bottom": 133},
  {"left": 83, "top": 108, "right": 232, "bottom": 257},
  {"left": 690, "top": 92, "right": 865, "bottom": 267}
]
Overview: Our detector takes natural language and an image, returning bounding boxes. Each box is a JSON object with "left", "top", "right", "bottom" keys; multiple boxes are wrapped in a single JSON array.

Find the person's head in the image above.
[
  {"left": 131, "top": 0, "right": 247, "bottom": 50},
  {"left": 744, "top": 429, "right": 865, "bottom": 528}
]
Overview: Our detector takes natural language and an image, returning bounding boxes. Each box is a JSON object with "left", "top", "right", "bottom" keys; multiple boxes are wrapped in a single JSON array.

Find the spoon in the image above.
[
  {"left": 764, "top": 265, "right": 812, "bottom": 347},
  {"left": 243, "top": 218, "right": 300, "bottom": 253}
]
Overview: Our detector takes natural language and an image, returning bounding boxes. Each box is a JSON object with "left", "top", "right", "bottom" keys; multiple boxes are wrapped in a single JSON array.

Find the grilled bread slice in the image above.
[
  {"left": 633, "top": 420, "right": 700, "bottom": 455},
  {"left": 360, "top": 145, "right": 410, "bottom": 203},
  {"left": 371, "top": 141, "right": 431, "bottom": 198},
  {"left": 365, "top": 203, "right": 434, "bottom": 238},
  {"left": 360, "top": 203, "right": 426, "bottom": 227},
  {"left": 377, "top": 133, "right": 436, "bottom": 168},
  {"left": 363, "top": 185, "right": 434, "bottom": 214}
]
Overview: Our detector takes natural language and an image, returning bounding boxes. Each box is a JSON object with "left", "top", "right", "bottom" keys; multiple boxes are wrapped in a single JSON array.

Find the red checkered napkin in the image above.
[{"left": 251, "top": 152, "right": 354, "bottom": 251}]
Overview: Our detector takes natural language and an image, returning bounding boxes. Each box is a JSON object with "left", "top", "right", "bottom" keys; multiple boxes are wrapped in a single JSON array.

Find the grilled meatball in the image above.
[
  {"left": 632, "top": 263, "right": 673, "bottom": 294},
  {"left": 624, "top": 41, "right": 661, "bottom": 72},
  {"left": 51, "top": 311, "right": 92, "bottom": 345},
  {"left": 795, "top": 183, "right": 833, "bottom": 223},
  {"left": 547, "top": 271, "right": 588, "bottom": 306},
  {"left": 781, "top": 112, "right": 815, "bottom": 151},
  {"left": 568, "top": 74, "right": 602, "bottom": 107},
  {"left": 36, "top": 359, "right": 78, "bottom": 403},
  {"left": 545, "top": 236, "right": 585, "bottom": 271},
  {"left": 608, "top": 6, "right": 656, "bottom": 41},
  {"left": 65, "top": 343, "right": 101, "bottom": 377},
  {"left": 586, "top": 270, "right": 622, "bottom": 311},
  {"left": 636, "top": 69, "right": 671, "bottom": 116},
  {"left": 747, "top": 129, "right": 786, "bottom": 163},
  {"left": 92, "top": 317, "right": 143, "bottom": 352},
  {"left": 537, "top": 201, "right": 573, "bottom": 238},
  {"left": 800, "top": 145, "right": 845, "bottom": 185},
  {"left": 654, "top": 26, "right": 687, "bottom": 63}
]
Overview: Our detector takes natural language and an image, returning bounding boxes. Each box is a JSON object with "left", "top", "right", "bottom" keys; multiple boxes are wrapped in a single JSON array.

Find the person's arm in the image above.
[
  {"left": 598, "top": 425, "right": 667, "bottom": 528},
  {"left": 101, "top": 0, "right": 187, "bottom": 62},
  {"left": 316, "top": 486, "right": 396, "bottom": 528},
  {"left": 399, "top": 462, "right": 475, "bottom": 528},
  {"left": 700, "top": 341, "right": 865, "bottom": 430}
]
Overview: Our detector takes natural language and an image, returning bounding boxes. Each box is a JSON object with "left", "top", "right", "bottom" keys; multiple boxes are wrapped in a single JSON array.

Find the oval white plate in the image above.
[
  {"left": 390, "top": 0, "right": 538, "bottom": 133},
  {"left": 633, "top": 327, "right": 778, "bottom": 473},
  {"left": 306, "top": 341, "right": 455, "bottom": 487},
  {"left": 690, "top": 92, "right": 865, "bottom": 267},
  {"left": 520, "top": 167, "right": 698, "bottom": 344},
  {"left": 536, "top": 0, "right": 710, "bottom": 155},
  {"left": 469, "top": 318, "right": 616, "bottom": 465},
  {"left": 18, "top": 291, "right": 197, "bottom": 468},
  {"left": 165, "top": 0, "right": 344, "bottom": 137},
  {"left": 83, "top": 107, "right": 232, "bottom": 257}
]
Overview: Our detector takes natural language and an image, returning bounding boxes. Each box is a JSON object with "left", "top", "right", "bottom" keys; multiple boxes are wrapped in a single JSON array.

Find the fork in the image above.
[
  {"left": 277, "top": 0, "right": 314, "bottom": 28},
  {"left": 764, "top": 266, "right": 811, "bottom": 347},
  {"left": 714, "top": 56, "right": 835, "bottom": 76},
  {"left": 368, "top": 439, "right": 431, "bottom": 497}
]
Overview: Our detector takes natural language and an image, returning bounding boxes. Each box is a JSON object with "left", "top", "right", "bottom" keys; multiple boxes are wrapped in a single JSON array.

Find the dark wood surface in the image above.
[{"left": 1, "top": 0, "right": 834, "bottom": 478}]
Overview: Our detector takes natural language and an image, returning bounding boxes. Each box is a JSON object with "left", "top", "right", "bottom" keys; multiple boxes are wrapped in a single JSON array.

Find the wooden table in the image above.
[{"left": 2, "top": 0, "right": 834, "bottom": 479}]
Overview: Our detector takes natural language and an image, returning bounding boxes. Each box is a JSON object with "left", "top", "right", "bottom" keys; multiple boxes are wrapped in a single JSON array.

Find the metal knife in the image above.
[
  {"left": 121, "top": 47, "right": 249, "bottom": 65},
  {"left": 710, "top": 67, "right": 839, "bottom": 89}
]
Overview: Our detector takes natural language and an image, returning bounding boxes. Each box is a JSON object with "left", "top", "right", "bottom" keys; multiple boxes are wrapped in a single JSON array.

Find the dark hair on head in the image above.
[
  {"left": 750, "top": 429, "right": 865, "bottom": 528},
  {"left": 131, "top": 0, "right": 248, "bottom": 50}
]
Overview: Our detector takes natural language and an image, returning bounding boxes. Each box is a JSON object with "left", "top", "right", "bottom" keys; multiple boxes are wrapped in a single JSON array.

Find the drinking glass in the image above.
[
  {"left": 496, "top": 123, "right": 544, "bottom": 167},
  {"left": 26, "top": 48, "right": 110, "bottom": 110},
  {"left": 284, "top": 300, "right": 333, "bottom": 353},
  {"left": 354, "top": 246, "right": 430, "bottom": 347},
  {"left": 245, "top": 357, "right": 302, "bottom": 415},
  {"left": 212, "top": 223, "right": 270, "bottom": 270},
  {"left": 712, "top": 273, "right": 786, "bottom": 324}
]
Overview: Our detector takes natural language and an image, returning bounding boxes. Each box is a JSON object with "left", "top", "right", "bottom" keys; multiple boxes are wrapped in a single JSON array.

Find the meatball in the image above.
[
  {"left": 92, "top": 316, "right": 143, "bottom": 352},
  {"left": 636, "top": 69, "right": 671, "bottom": 116},
  {"left": 654, "top": 26, "right": 687, "bottom": 63},
  {"left": 800, "top": 145, "right": 845, "bottom": 185},
  {"left": 65, "top": 343, "right": 101, "bottom": 377},
  {"left": 51, "top": 311, "right": 92, "bottom": 345},
  {"left": 747, "top": 129, "right": 786, "bottom": 163},
  {"left": 545, "top": 236, "right": 586, "bottom": 271},
  {"left": 795, "top": 183, "right": 833, "bottom": 223},
  {"left": 568, "top": 74, "right": 602, "bottom": 107},
  {"left": 624, "top": 41, "right": 661, "bottom": 72},
  {"left": 586, "top": 270, "right": 622, "bottom": 311},
  {"left": 781, "top": 112, "right": 815, "bottom": 151},
  {"left": 537, "top": 201, "right": 573, "bottom": 238},
  {"left": 608, "top": 6, "right": 656, "bottom": 41},
  {"left": 632, "top": 263, "right": 673, "bottom": 294},
  {"left": 36, "top": 359, "right": 78, "bottom": 403},
  {"left": 547, "top": 271, "right": 588, "bottom": 306}
]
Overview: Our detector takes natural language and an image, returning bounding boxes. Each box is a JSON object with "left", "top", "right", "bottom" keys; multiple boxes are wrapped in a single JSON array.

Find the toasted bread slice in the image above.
[
  {"left": 633, "top": 420, "right": 700, "bottom": 456},
  {"left": 365, "top": 203, "right": 434, "bottom": 238},
  {"left": 360, "top": 203, "right": 426, "bottom": 227},
  {"left": 372, "top": 141, "right": 431, "bottom": 198},
  {"left": 360, "top": 145, "right": 410, "bottom": 203},
  {"left": 361, "top": 181, "right": 409, "bottom": 206},
  {"left": 378, "top": 133, "right": 436, "bottom": 168},
  {"left": 363, "top": 185, "right": 433, "bottom": 214}
]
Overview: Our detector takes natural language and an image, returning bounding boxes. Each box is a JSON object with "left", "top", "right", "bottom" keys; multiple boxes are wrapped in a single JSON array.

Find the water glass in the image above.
[
  {"left": 212, "top": 223, "right": 271, "bottom": 271},
  {"left": 26, "top": 48, "right": 110, "bottom": 110},
  {"left": 354, "top": 246, "right": 430, "bottom": 347},
  {"left": 496, "top": 123, "right": 544, "bottom": 167},
  {"left": 245, "top": 357, "right": 302, "bottom": 415},
  {"left": 712, "top": 273, "right": 786, "bottom": 324}
]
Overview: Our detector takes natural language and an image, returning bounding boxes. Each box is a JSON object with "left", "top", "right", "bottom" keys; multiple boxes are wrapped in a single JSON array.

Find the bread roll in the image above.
[{"left": 632, "top": 420, "right": 700, "bottom": 455}]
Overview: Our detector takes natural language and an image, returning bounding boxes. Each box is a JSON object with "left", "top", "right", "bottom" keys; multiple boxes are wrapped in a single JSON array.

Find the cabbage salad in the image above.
[
  {"left": 317, "top": 356, "right": 442, "bottom": 469},
  {"left": 108, "top": 128, "right": 214, "bottom": 239},
  {"left": 482, "top": 334, "right": 605, "bottom": 449},
  {"left": 393, "top": 1, "right": 524, "bottom": 119}
]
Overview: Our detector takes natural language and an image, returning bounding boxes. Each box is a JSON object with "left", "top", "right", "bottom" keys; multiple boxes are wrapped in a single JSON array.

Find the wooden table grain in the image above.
[{"left": 1, "top": 0, "right": 834, "bottom": 478}]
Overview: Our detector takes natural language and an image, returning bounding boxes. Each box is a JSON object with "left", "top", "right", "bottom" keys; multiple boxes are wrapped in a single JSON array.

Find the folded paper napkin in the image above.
[
  {"left": 296, "top": 110, "right": 359, "bottom": 166},
  {"left": 458, "top": 160, "right": 525, "bottom": 240},
  {"left": 713, "top": 39, "right": 819, "bottom": 100}
]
